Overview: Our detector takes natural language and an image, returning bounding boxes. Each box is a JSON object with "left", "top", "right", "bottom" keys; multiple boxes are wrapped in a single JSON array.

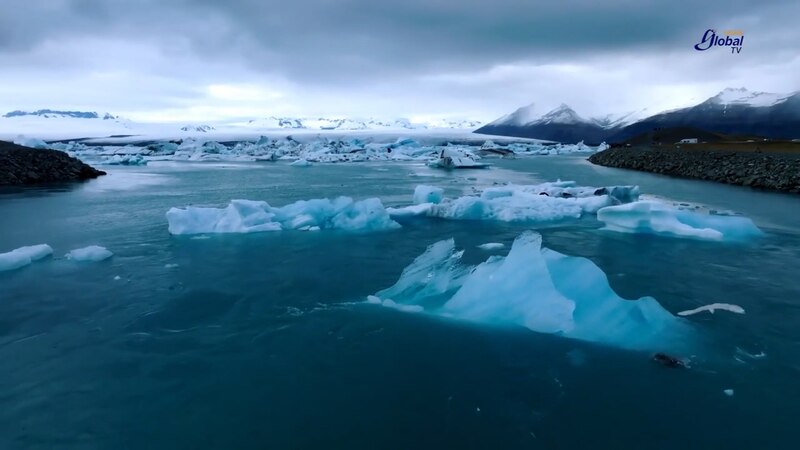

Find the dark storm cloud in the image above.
[{"left": 1, "top": 0, "right": 797, "bottom": 84}]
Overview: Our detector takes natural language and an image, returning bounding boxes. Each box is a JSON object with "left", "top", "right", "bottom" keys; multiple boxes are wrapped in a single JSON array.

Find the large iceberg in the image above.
[
  {"left": 0, "top": 244, "right": 53, "bottom": 272},
  {"left": 167, "top": 197, "right": 400, "bottom": 235},
  {"left": 597, "top": 201, "right": 763, "bottom": 241},
  {"left": 373, "top": 232, "right": 693, "bottom": 351},
  {"left": 389, "top": 181, "right": 639, "bottom": 223}
]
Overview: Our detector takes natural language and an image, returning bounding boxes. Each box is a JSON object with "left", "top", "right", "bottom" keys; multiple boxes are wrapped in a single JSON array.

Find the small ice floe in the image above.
[
  {"left": 677, "top": 303, "right": 745, "bottom": 317},
  {"left": 164, "top": 263, "right": 179, "bottom": 269},
  {"left": 477, "top": 242, "right": 505, "bottom": 250},
  {"left": 66, "top": 245, "right": 113, "bottom": 262},
  {"left": 114, "top": 275, "right": 121, "bottom": 281},
  {"left": 289, "top": 158, "right": 312, "bottom": 167},
  {"left": 724, "top": 389, "right": 734, "bottom": 397},
  {"left": 0, "top": 244, "right": 53, "bottom": 272}
]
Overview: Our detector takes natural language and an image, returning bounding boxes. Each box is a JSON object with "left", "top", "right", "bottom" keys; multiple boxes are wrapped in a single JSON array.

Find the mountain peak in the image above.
[
  {"left": 537, "top": 104, "right": 584, "bottom": 124},
  {"left": 708, "top": 87, "right": 787, "bottom": 107}
]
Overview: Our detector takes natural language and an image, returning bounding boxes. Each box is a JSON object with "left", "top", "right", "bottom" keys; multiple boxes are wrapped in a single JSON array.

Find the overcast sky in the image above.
[{"left": 0, "top": 0, "right": 798, "bottom": 123}]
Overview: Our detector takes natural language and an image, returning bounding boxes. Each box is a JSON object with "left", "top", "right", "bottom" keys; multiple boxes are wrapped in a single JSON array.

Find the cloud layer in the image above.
[{"left": 0, "top": 0, "right": 797, "bottom": 121}]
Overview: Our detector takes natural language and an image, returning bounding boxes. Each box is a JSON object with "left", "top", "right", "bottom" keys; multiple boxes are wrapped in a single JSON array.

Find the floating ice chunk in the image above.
[
  {"left": 374, "top": 231, "right": 692, "bottom": 351},
  {"left": 290, "top": 158, "right": 311, "bottom": 167},
  {"left": 477, "top": 243, "right": 505, "bottom": 250},
  {"left": 413, "top": 185, "right": 444, "bottom": 205},
  {"left": 13, "top": 135, "right": 49, "bottom": 149},
  {"left": 677, "top": 303, "right": 745, "bottom": 316},
  {"left": 366, "top": 295, "right": 382, "bottom": 304},
  {"left": 114, "top": 275, "right": 121, "bottom": 281},
  {"left": 597, "top": 201, "right": 762, "bottom": 241},
  {"left": 724, "top": 389, "right": 734, "bottom": 397},
  {"left": 0, "top": 244, "right": 53, "bottom": 272},
  {"left": 392, "top": 181, "right": 638, "bottom": 224},
  {"left": 165, "top": 263, "right": 179, "bottom": 269},
  {"left": 166, "top": 200, "right": 281, "bottom": 235},
  {"left": 66, "top": 245, "right": 113, "bottom": 262},
  {"left": 167, "top": 197, "right": 400, "bottom": 235},
  {"left": 386, "top": 203, "right": 434, "bottom": 219}
]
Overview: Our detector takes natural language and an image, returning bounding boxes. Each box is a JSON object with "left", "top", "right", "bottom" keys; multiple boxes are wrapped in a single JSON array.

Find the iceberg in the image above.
[
  {"left": 374, "top": 232, "right": 693, "bottom": 351},
  {"left": 289, "top": 158, "right": 312, "bottom": 167},
  {"left": 0, "top": 244, "right": 53, "bottom": 272},
  {"left": 13, "top": 135, "right": 49, "bottom": 149},
  {"left": 597, "top": 201, "right": 763, "bottom": 241},
  {"left": 413, "top": 185, "right": 444, "bottom": 205},
  {"left": 389, "top": 182, "right": 639, "bottom": 223},
  {"left": 167, "top": 197, "right": 400, "bottom": 235},
  {"left": 66, "top": 245, "right": 113, "bottom": 262}
]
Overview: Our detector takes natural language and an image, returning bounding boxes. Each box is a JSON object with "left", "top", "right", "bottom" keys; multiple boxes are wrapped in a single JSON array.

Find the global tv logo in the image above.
[{"left": 694, "top": 29, "right": 744, "bottom": 53}]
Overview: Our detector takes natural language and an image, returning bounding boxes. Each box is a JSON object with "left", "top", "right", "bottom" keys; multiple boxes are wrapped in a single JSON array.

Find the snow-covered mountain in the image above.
[
  {"left": 477, "top": 103, "right": 629, "bottom": 144},
  {"left": 608, "top": 87, "right": 800, "bottom": 142},
  {"left": 477, "top": 87, "right": 800, "bottom": 143}
]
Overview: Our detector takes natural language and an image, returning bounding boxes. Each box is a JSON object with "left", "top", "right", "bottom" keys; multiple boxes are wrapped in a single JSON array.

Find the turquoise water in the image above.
[{"left": 1, "top": 156, "right": 799, "bottom": 449}]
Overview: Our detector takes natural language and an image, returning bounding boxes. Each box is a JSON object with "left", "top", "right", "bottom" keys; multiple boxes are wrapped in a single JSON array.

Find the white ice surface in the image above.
[
  {"left": 66, "top": 245, "right": 113, "bottom": 262},
  {"left": 598, "top": 201, "right": 762, "bottom": 241},
  {"left": 0, "top": 244, "right": 53, "bottom": 272},
  {"left": 167, "top": 197, "right": 400, "bottom": 235},
  {"left": 677, "top": 303, "right": 745, "bottom": 316}
]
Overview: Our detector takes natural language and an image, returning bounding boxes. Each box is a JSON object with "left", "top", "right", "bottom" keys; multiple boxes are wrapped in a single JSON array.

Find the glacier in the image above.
[
  {"left": 373, "top": 232, "right": 694, "bottom": 351},
  {"left": 32, "top": 134, "right": 607, "bottom": 166},
  {"left": 597, "top": 201, "right": 763, "bottom": 241},
  {"left": 66, "top": 245, "right": 114, "bottom": 262},
  {"left": 166, "top": 197, "right": 401, "bottom": 235},
  {"left": 0, "top": 244, "right": 53, "bottom": 272}
]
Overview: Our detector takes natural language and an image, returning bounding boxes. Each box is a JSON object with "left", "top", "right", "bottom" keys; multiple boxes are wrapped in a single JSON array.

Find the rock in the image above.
[
  {"left": 588, "top": 147, "right": 800, "bottom": 194},
  {"left": 0, "top": 141, "right": 106, "bottom": 186}
]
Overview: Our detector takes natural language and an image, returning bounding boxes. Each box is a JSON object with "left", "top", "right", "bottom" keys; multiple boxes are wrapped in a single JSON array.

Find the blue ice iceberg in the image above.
[
  {"left": 374, "top": 231, "right": 693, "bottom": 351},
  {"left": 412, "top": 185, "right": 444, "bottom": 205},
  {"left": 167, "top": 197, "right": 400, "bottom": 235},
  {"left": 597, "top": 201, "right": 762, "bottom": 241},
  {"left": 389, "top": 181, "right": 639, "bottom": 223}
]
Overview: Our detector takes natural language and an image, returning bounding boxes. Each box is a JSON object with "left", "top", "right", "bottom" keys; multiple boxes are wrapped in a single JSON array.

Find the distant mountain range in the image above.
[{"left": 476, "top": 88, "right": 800, "bottom": 144}]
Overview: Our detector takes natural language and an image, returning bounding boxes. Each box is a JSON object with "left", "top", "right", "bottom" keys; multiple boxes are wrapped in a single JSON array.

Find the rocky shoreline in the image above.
[
  {"left": 588, "top": 147, "right": 800, "bottom": 194},
  {"left": 0, "top": 141, "right": 106, "bottom": 186}
]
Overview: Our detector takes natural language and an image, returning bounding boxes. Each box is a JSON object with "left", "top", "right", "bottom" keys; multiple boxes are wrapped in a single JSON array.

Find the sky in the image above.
[{"left": 0, "top": 0, "right": 798, "bottom": 123}]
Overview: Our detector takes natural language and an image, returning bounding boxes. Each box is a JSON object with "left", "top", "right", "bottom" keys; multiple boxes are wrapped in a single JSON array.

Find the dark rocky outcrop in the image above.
[
  {"left": 0, "top": 141, "right": 106, "bottom": 186},
  {"left": 588, "top": 147, "right": 800, "bottom": 193}
]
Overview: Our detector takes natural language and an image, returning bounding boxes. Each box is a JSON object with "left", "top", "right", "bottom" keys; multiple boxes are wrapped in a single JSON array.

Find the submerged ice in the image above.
[
  {"left": 373, "top": 232, "right": 693, "bottom": 351},
  {"left": 597, "top": 201, "right": 763, "bottom": 241},
  {"left": 66, "top": 245, "right": 113, "bottom": 262}
]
